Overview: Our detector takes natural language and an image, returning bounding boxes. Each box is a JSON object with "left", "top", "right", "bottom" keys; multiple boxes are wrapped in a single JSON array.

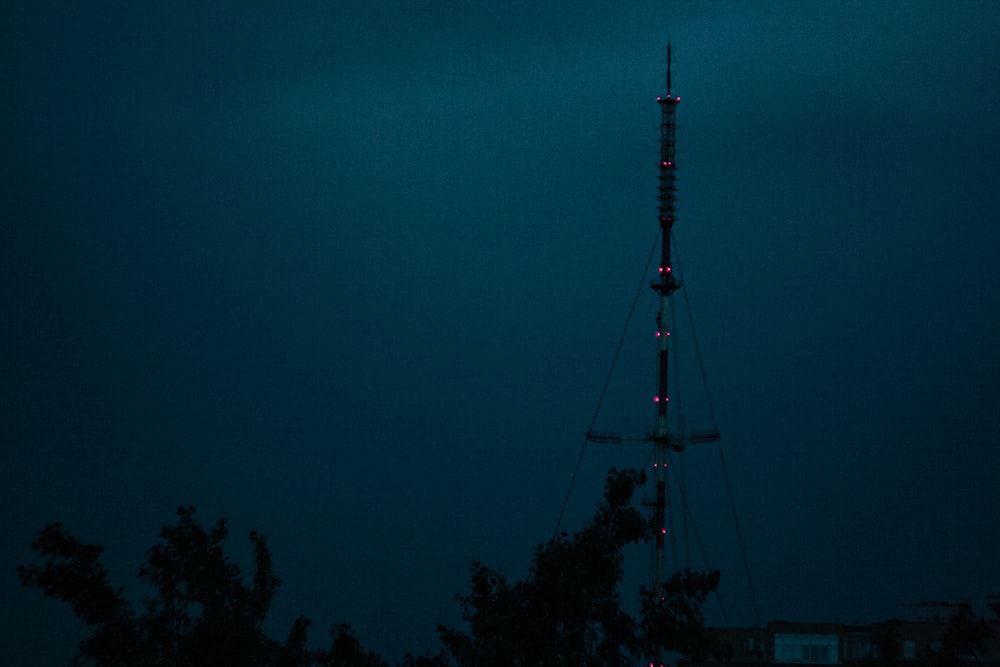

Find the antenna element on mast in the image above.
[{"left": 667, "top": 41, "right": 672, "bottom": 96}]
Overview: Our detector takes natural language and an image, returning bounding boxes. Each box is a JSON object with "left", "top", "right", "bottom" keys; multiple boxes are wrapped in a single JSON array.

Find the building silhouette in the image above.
[{"left": 682, "top": 601, "right": 999, "bottom": 667}]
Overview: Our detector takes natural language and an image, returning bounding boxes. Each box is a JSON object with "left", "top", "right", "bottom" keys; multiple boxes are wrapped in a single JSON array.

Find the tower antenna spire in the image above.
[
  {"left": 667, "top": 40, "right": 672, "bottom": 96},
  {"left": 586, "top": 44, "right": 719, "bottom": 596}
]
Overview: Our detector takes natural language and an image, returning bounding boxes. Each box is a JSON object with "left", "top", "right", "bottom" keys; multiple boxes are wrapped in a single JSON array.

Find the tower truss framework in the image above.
[{"left": 587, "top": 44, "right": 719, "bottom": 594}]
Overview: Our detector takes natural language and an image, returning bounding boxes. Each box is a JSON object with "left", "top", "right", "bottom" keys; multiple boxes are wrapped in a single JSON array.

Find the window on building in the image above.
[
  {"left": 903, "top": 641, "right": 916, "bottom": 659},
  {"left": 844, "top": 637, "right": 872, "bottom": 660},
  {"left": 774, "top": 634, "right": 839, "bottom": 664}
]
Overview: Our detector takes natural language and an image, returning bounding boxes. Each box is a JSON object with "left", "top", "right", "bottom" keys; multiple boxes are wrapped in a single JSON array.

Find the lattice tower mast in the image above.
[
  {"left": 651, "top": 43, "right": 682, "bottom": 593},
  {"left": 588, "top": 45, "right": 719, "bottom": 594}
]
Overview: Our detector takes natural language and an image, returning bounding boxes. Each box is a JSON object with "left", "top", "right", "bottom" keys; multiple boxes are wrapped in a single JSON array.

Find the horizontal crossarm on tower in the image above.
[{"left": 585, "top": 429, "right": 720, "bottom": 451}]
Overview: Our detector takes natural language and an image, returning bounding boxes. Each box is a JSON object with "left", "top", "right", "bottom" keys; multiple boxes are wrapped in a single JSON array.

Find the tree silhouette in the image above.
[
  {"left": 934, "top": 602, "right": 994, "bottom": 667},
  {"left": 17, "top": 506, "right": 383, "bottom": 667},
  {"left": 20, "top": 471, "right": 720, "bottom": 666},
  {"left": 437, "top": 468, "right": 721, "bottom": 666},
  {"left": 877, "top": 620, "right": 902, "bottom": 667}
]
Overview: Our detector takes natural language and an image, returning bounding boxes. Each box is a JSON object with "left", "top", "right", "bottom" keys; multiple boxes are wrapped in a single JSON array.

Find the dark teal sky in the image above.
[{"left": 3, "top": 2, "right": 999, "bottom": 663}]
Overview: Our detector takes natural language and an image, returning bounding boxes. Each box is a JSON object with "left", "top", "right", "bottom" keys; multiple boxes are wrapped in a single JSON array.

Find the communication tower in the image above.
[{"left": 585, "top": 44, "right": 719, "bottom": 593}]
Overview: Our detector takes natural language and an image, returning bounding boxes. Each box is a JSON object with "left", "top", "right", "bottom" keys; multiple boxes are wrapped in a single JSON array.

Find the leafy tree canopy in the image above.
[
  {"left": 17, "top": 506, "right": 385, "bottom": 667},
  {"left": 437, "top": 468, "right": 722, "bottom": 666},
  {"left": 20, "top": 470, "right": 721, "bottom": 666},
  {"left": 934, "top": 602, "right": 995, "bottom": 666}
]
